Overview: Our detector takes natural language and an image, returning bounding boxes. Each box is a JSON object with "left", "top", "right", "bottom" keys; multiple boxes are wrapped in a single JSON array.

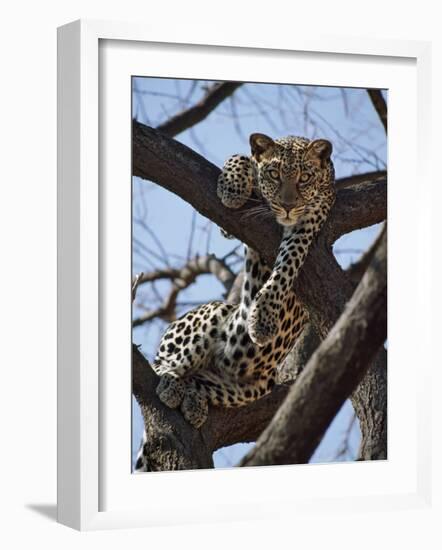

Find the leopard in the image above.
[{"left": 134, "top": 132, "right": 335, "bottom": 472}]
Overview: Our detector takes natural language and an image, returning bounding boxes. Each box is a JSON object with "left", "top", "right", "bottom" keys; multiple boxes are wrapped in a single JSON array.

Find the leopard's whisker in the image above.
[
  {"left": 242, "top": 205, "right": 268, "bottom": 215},
  {"left": 241, "top": 207, "right": 271, "bottom": 220},
  {"left": 241, "top": 208, "right": 274, "bottom": 222}
]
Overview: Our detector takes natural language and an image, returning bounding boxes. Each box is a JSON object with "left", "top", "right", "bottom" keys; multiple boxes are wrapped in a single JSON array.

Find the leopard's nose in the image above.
[{"left": 280, "top": 202, "right": 296, "bottom": 213}]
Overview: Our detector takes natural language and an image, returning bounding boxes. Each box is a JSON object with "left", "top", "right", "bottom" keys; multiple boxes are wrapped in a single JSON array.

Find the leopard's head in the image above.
[{"left": 250, "top": 133, "right": 335, "bottom": 227}]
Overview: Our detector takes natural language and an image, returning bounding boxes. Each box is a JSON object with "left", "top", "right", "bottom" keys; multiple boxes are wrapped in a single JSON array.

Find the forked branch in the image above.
[{"left": 133, "top": 254, "right": 236, "bottom": 326}]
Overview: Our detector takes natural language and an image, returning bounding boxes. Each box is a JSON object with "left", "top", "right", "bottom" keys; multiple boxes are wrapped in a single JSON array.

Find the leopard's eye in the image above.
[
  {"left": 268, "top": 169, "right": 280, "bottom": 180},
  {"left": 299, "top": 173, "right": 311, "bottom": 184}
]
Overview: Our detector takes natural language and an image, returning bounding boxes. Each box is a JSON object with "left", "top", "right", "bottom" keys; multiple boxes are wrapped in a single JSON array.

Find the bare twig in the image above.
[
  {"left": 132, "top": 272, "right": 144, "bottom": 302},
  {"left": 133, "top": 254, "right": 236, "bottom": 326},
  {"left": 333, "top": 412, "right": 357, "bottom": 461},
  {"left": 155, "top": 82, "right": 243, "bottom": 137}
]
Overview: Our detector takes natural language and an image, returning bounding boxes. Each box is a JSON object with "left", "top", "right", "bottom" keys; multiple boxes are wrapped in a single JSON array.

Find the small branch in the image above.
[
  {"left": 240, "top": 227, "right": 387, "bottom": 466},
  {"left": 156, "top": 82, "right": 243, "bottom": 137},
  {"left": 131, "top": 272, "right": 144, "bottom": 302},
  {"left": 333, "top": 412, "right": 357, "bottom": 461},
  {"left": 367, "top": 89, "right": 388, "bottom": 134},
  {"left": 137, "top": 254, "right": 235, "bottom": 289},
  {"left": 133, "top": 255, "right": 236, "bottom": 326}
]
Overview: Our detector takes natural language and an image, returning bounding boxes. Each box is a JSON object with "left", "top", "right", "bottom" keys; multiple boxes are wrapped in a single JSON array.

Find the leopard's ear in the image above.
[
  {"left": 305, "top": 139, "right": 332, "bottom": 167},
  {"left": 250, "top": 133, "right": 275, "bottom": 158}
]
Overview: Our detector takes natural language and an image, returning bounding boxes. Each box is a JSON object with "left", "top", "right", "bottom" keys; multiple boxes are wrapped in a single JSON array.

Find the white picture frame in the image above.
[{"left": 57, "top": 19, "right": 432, "bottom": 531}]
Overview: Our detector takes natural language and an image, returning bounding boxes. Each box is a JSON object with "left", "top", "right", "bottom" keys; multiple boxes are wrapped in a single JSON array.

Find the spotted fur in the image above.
[{"left": 135, "top": 133, "right": 335, "bottom": 471}]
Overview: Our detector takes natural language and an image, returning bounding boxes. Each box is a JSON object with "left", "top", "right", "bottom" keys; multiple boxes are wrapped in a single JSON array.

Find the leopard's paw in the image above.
[
  {"left": 180, "top": 389, "right": 209, "bottom": 429},
  {"left": 217, "top": 155, "right": 253, "bottom": 209},
  {"left": 156, "top": 375, "right": 185, "bottom": 409}
]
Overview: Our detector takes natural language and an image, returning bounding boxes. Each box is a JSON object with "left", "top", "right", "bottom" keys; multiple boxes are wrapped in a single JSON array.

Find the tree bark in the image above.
[{"left": 351, "top": 349, "right": 387, "bottom": 460}]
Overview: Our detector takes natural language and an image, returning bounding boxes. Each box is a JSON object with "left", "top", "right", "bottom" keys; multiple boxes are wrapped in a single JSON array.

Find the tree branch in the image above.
[
  {"left": 334, "top": 170, "right": 386, "bottom": 190},
  {"left": 133, "top": 254, "right": 236, "bottom": 326},
  {"left": 367, "top": 89, "right": 388, "bottom": 134},
  {"left": 240, "top": 227, "right": 387, "bottom": 466},
  {"left": 155, "top": 82, "right": 243, "bottom": 137},
  {"left": 346, "top": 224, "right": 385, "bottom": 284},
  {"left": 137, "top": 254, "right": 235, "bottom": 289},
  {"left": 133, "top": 121, "right": 386, "bottom": 259},
  {"left": 131, "top": 272, "right": 144, "bottom": 301}
]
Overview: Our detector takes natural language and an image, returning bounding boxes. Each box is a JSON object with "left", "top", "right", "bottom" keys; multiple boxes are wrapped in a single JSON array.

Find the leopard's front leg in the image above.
[{"left": 248, "top": 218, "right": 318, "bottom": 346}]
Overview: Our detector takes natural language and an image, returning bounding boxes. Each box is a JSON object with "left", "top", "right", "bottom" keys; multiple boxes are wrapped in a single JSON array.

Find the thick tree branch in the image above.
[
  {"left": 133, "top": 121, "right": 386, "bottom": 259},
  {"left": 343, "top": 226, "right": 388, "bottom": 460},
  {"left": 325, "top": 181, "right": 386, "bottom": 244},
  {"left": 334, "top": 170, "right": 386, "bottom": 190},
  {"left": 346, "top": 224, "right": 385, "bottom": 284},
  {"left": 155, "top": 82, "right": 243, "bottom": 137},
  {"left": 367, "top": 89, "right": 388, "bottom": 134},
  {"left": 240, "top": 227, "right": 387, "bottom": 466}
]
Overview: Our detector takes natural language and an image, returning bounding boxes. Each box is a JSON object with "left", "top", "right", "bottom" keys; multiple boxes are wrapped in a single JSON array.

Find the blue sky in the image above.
[{"left": 131, "top": 77, "right": 387, "bottom": 469}]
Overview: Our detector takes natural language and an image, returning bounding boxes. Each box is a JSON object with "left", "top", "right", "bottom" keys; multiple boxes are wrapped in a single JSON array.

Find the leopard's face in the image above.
[{"left": 250, "top": 134, "right": 335, "bottom": 227}]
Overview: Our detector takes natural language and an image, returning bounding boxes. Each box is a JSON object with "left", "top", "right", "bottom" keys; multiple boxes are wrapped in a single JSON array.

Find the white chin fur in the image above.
[{"left": 277, "top": 217, "right": 297, "bottom": 227}]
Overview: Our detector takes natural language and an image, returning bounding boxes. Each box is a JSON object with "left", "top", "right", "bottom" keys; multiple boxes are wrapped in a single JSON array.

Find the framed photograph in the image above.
[{"left": 57, "top": 19, "right": 432, "bottom": 530}]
